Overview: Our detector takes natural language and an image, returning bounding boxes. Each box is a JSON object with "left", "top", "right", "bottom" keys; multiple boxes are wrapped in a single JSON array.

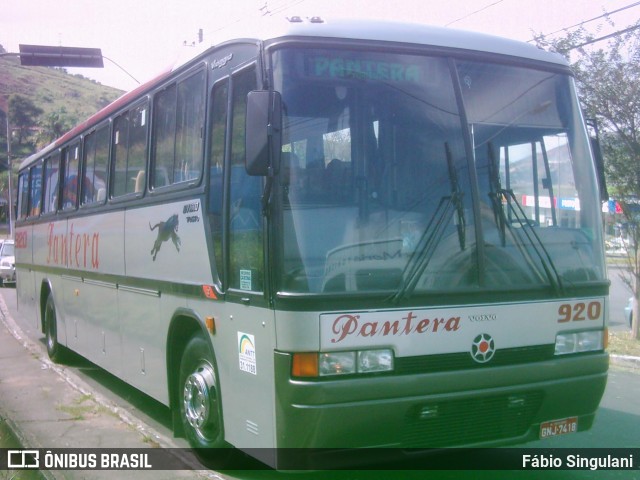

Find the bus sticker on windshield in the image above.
[
  {"left": 240, "top": 269, "right": 252, "bottom": 291},
  {"left": 238, "top": 332, "right": 257, "bottom": 375}
]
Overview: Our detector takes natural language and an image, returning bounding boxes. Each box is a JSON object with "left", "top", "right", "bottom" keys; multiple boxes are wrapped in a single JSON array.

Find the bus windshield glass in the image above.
[{"left": 272, "top": 47, "right": 605, "bottom": 296}]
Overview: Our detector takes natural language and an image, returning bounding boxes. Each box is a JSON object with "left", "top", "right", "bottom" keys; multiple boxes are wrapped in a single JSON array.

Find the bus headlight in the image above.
[
  {"left": 320, "top": 352, "right": 356, "bottom": 375},
  {"left": 292, "top": 349, "right": 394, "bottom": 377},
  {"left": 554, "top": 330, "right": 604, "bottom": 355},
  {"left": 358, "top": 349, "right": 394, "bottom": 373}
]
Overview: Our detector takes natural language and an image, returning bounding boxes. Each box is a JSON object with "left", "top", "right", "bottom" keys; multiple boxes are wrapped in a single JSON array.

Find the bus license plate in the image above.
[{"left": 539, "top": 417, "right": 578, "bottom": 438}]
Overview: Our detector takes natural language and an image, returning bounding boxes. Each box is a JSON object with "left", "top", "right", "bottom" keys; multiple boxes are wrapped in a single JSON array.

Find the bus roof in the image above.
[
  {"left": 225, "top": 16, "right": 566, "bottom": 66},
  {"left": 20, "top": 17, "right": 566, "bottom": 170}
]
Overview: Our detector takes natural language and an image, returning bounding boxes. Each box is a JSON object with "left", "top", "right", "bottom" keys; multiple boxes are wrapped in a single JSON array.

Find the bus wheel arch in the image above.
[
  {"left": 166, "top": 313, "right": 225, "bottom": 447},
  {"left": 39, "top": 280, "right": 53, "bottom": 334},
  {"left": 41, "top": 283, "right": 67, "bottom": 363}
]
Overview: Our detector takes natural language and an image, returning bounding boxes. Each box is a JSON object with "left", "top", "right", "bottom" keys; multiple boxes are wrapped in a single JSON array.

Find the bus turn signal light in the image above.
[
  {"left": 205, "top": 316, "right": 215, "bottom": 334},
  {"left": 292, "top": 353, "right": 319, "bottom": 377}
]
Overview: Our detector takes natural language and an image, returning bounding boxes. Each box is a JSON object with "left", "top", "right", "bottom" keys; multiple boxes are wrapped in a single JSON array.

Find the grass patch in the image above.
[
  {"left": 609, "top": 330, "right": 640, "bottom": 357},
  {"left": 142, "top": 435, "right": 161, "bottom": 448},
  {"left": 56, "top": 394, "right": 96, "bottom": 420}
]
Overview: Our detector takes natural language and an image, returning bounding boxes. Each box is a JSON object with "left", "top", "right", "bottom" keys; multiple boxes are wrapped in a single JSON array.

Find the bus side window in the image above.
[
  {"left": 152, "top": 68, "right": 205, "bottom": 189},
  {"left": 153, "top": 84, "right": 177, "bottom": 188},
  {"left": 43, "top": 153, "right": 60, "bottom": 214},
  {"left": 176, "top": 70, "right": 205, "bottom": 184},
  {"left": 112, "top": 102, "right": 149, "bottom": 197},
  {"left": 82, "top": 125, "right": 109, "bottom": 206},
  {"left": 29, "top": 164, "right": 43, "bottom": 217},
  {"left": 62, "top": 143, "right": 80, "bottom": 210},
  {"left": 17, "top": 172, "right": 29, "bottom": 220}
]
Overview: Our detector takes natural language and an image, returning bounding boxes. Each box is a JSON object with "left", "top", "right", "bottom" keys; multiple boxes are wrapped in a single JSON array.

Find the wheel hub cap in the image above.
[{"left": 183, "top": 363, "right": 216, "bottom": 439}]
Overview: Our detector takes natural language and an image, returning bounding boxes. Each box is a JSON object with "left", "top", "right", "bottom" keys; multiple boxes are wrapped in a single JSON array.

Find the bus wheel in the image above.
[
  {"left": 44, "top": 294, "right": 66, "bottom": 363},
  {"left": 179, "top": 334, "right": 225, "bottom": 450}
]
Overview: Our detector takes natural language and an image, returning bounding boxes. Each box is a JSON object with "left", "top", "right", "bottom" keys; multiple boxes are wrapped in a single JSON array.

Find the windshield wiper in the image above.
[
  {"left": 486, "top": 143, "right": 564, "bottom": 295},
  {"left": 389, "top": 196, "right": 455, "bottom": 304},
  {"left": 487, "top": 143, "right": 506, "bottom": 247},
  {"left": 502, "top": 189, "right": 564, "bottom": 294},
  {"left": 390, "top": 144, "right": 465, "bottom": 304},
  {"left": 446, "top": 142, "right": 466, "bottom": 250}
]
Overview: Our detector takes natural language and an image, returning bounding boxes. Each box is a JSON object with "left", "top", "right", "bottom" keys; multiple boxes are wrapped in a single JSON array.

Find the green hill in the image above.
[
  {"left": 0, "top": 55, "right": 123, "bottom": 226},
  {"left": 0, "top": 55, "right": 124, "bottom": 152}
]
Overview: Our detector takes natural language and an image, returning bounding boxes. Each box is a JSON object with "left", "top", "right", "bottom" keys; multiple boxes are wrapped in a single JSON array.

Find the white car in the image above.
[
  {"left": 0, "top": 240, "right": 15, "bottom": 286},
  {"left": 625, "top": 297, "right": 633, "bottom": 327}
]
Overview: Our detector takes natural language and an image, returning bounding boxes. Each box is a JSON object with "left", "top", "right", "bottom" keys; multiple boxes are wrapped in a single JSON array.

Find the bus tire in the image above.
[
  {"left": 44, "top": 294, "right": 66, "bottom": 363},
  {"left": 178, "top": 333, "right": 225, "bottom": 451}
]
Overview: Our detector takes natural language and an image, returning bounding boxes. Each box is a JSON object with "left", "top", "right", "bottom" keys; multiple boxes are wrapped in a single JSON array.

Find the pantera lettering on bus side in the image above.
[{"left": 149, "top": 214, "right": 181, "bottom": 261}]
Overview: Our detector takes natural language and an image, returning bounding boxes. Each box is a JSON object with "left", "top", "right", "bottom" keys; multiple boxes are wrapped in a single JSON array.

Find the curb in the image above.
[{"left": 610, "top": 353, "right": 640, "bottom": 370}]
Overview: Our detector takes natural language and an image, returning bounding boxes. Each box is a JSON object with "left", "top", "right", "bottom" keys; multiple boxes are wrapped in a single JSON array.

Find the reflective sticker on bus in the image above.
[{"left": 238, "top": 332, "right": 257, "bottom": 375}]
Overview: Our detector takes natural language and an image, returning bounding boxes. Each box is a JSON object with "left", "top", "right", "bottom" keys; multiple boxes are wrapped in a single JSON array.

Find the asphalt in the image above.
[{"left": 0, "top": 291, "right": 223, "bottom": 480}]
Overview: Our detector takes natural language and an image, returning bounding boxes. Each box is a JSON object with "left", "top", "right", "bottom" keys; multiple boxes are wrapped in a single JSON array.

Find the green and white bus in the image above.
[{"left": 15, "top": 17, "right": 609, "bottom": 467}]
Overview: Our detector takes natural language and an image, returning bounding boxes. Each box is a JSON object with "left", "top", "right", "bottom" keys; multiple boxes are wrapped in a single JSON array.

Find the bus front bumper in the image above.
[{"left": 274, "top": 351, "right": 608, "bottom": 453}]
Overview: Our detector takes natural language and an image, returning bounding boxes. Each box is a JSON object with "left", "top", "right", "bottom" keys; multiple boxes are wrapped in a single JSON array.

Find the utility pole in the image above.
[{"left": 6, "top": 112, "right": 12, "bottom": 238}]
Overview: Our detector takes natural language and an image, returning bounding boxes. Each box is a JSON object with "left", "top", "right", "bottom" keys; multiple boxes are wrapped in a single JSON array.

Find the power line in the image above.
[
  {"left": 262, "top": 0, "right": 308, "bottom": 17},
  {"left": 102, "top": 55, "right": 140, "bottom": 85},
  {"left": 203, "top": 2, "right": 270, "bottom": 39},
  {"left": 445, "top": 0, "right": 505, "bottom": 27},
  {"left": 532, "top": 0, "right": 640, "bottom": 42},
  {"left": 560, "top": 23, "right": 640, "bottom": 51},
  {"left": 202, "top": 0, "right": 307, "bottom": 42}
]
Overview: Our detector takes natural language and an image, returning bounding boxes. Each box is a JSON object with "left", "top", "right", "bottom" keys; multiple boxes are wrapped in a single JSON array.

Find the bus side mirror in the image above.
[
  {"left": 246, "top": 90, "right": 282, "bottom": 176},
  {"left": 586, "top": 118, "right": 608, "bottom": 203}
]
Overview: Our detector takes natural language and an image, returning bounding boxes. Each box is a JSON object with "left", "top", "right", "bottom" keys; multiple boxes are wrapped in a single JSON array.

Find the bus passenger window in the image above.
[
  {"left": 153, "top": 84, "right": 177, "bottom": 188},
  {"left": 175, "top": 71, "right": 205, "bottom": 184},
  {"left": 17, "top": 173, "right": 29, "bottom": 220},
  {"left": 29, "top": 164, "right": 43, "bottom": 217},
  {"left": 152, "top": 69, "right": 205, "bottom": 189},
  {"left": 62, "top": 143, "right": 80, "bottom": 210},
  {"left": 113, "top": 103, "right": 149, "bottom": 197},
  {"left": 82, "top": 126, "right": 109, "bottom": 205},
  {"left": 43, "top": 153, "right": 60, "bottom": 214}
]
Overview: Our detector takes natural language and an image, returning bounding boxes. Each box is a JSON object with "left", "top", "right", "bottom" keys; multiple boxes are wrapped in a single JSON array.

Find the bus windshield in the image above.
[{"left": 272, "top": 47, "right": 605, "bottom": 296}]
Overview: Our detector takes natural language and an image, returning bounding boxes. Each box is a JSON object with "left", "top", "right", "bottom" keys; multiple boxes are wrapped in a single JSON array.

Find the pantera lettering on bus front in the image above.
[{"left": 330, "top": 311, "right": 461, "bottom": 344}]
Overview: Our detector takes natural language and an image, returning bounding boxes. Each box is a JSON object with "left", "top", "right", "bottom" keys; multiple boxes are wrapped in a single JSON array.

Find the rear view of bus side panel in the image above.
[
  {"left": 30, "top": 212, "right": 125, "bottom": 374},
  {"left": 15, "top": 170, "right": 39, "bottom": 328},
  {"left": 15, "top": 224, "right": 38, "bottom": 329}
]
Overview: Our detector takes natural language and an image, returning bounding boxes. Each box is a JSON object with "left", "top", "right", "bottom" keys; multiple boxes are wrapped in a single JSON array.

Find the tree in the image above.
[
  {"left": 36, "top": 108, "right": 74, "bottom": 148},
  {"left": 8, "top": 94, "right": 43, "bottom": 145},
  {"left": 534, "top": 21, "right": 640, "bottom": 339}
]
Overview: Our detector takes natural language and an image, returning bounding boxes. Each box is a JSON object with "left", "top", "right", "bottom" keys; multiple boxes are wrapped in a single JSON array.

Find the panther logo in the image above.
[{"left": 149, "top": 214, "right": 181, "bottom": 261}]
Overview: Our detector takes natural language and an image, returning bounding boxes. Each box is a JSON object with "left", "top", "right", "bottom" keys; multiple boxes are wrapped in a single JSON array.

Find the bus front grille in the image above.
[{"left": 402, "top": 391, "right": 543, "bottom": 447}]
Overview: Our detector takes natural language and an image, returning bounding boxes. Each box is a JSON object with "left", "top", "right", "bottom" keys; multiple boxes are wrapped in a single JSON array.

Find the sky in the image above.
[{"left": 1, "top": 0, "right": 639, "bottom": 92}]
